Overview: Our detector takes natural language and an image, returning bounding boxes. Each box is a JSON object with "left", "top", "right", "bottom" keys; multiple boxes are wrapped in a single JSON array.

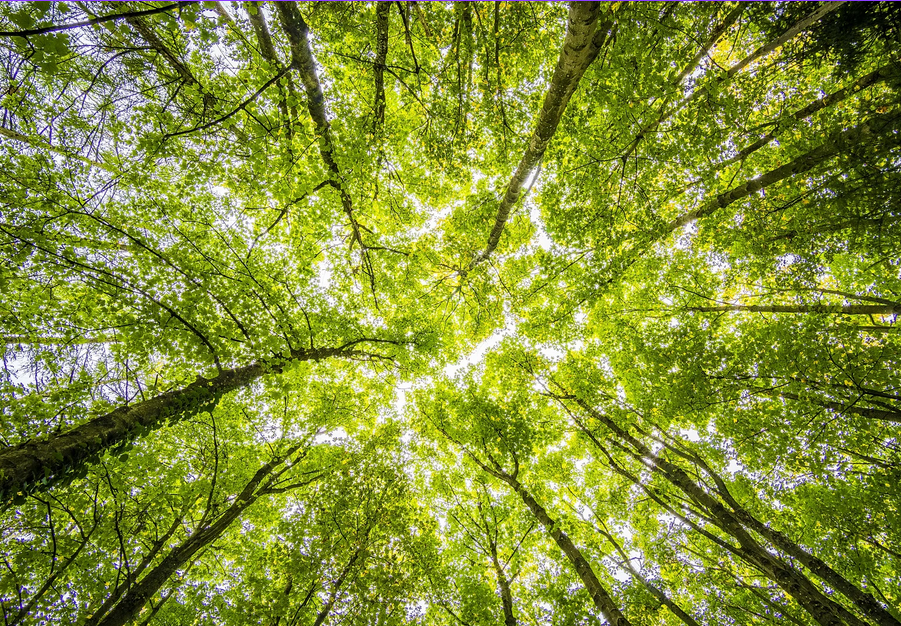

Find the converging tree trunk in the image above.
[
  {"left": 0, "top": 343, "right": 381, "bottom": 500},
  {"left": 688, "top": 303, "right": 900, "bottom": 316},
  {"left": 469, "top": 1, "right": 613, "bottom": 269},
  {"left": 552, "top": 388, "right": 899, "bottom": 626},
  {"left": 93, "top": 444, "right": 313, "bottom": 626},
  {"left": 665, "top": 110, "right": 901, "bottom": 235}
]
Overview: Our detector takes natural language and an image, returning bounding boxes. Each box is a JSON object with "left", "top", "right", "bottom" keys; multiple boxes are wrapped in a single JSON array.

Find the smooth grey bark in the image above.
[
  {"left": 754, "top": 387, "right": 901, "bottom": 424},
  {"left": 620, "top": 2, "right": 842, "bottom": 164},
  {"left": 594, "top": 524, "right": 701, "bottom": 626},
  {"left": 0, "top": 343, "right": 379, "bottom": 500},
  {"left": 469, "top": 1, "right": 612, "bottom": 270},
  {"left": 619, "top": 3, "right": 746, "bottom": 164},
  {"left": 504, "top": 474, "right": 631, "bottom": 626},
  {"left": 245, "top": 1, "right": 298, "bottom": 137},
  {"left": 275, "top": 3, "right": 375, "bottom": 292}
]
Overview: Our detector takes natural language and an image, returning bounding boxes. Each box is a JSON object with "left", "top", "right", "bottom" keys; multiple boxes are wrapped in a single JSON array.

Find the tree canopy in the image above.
[{"left": 1, "top": 1, "right": 900, "bottom": 625}]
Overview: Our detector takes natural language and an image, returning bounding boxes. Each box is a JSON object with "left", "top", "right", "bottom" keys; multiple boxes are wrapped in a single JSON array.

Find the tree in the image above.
[{"left": 1, "top": 1, "right": 899, "bottom": 625}]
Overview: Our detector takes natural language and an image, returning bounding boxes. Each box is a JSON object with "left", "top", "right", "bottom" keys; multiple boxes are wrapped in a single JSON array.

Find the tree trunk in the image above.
[
  {"left": 83, "top": 512, "right": 186, "bottom": 626},
  {"left": 275, "top": 2, "right": 374, "bottom": 289},
  {"left": 620, "top": 2, "right": 842, "bottom": 164},
  {"left": 562, "top": 394, "right": 869, "bottom": 626},
  {"left": 754, "top": 387, "right": 901, "bottom": 424},
  {"left": 469, "top": 1, "right": 612, "bottom": 269},
  {"left": 595, "top": 525, "right": 701, "bottom": 626},
  {"left": 0, "top": 344, "right": 364, "bottom": 500},
  {"left": 489, "top": 547, "right": 517, "bottom": 626},
  {"left": 700, "top": 460, "right": 901, "bottom": 626},
  {"left": 671, "top": 62, "right": 901, "bottom": 196},
  {"left": 501, "top": 473, "right": 630, "bottom": 626},
  {"left": 94, "top": 447, "right": 305, "bottom": 626},
  {"left": 665, "top": 110, "right": 901, "bottom": 234},
  {"left": 312, "top": 545, "right": 364, "bottom": 626},
  {"left": 373, "top": 2, "right": 391, "bottom": 133},
  {"left": 689, "top": 303, "right": 899, "bottom": 316},
  {"left": 245, "top": 1, "right": 297, "bottom": 137}
]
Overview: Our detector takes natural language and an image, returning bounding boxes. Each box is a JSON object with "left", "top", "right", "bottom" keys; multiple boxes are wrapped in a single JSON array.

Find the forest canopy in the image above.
[{"left": 0, "top": 1, "right": 900, "bottom": 625}]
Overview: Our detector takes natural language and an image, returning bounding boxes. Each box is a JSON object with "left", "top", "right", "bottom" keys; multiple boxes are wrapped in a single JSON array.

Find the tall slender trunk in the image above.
[
  {"left": 311, "top": 545, "right": 364, "bottom": 626},
  {"left": 83, "top": 512, "right": 186, "bottom": 626},
  {"left": 595, "top": 525, "right": 701, "bottom": 626},
  {"left": 690, "top": 454, "right": 901, "bottom": 626},
  {"left": 0, "top": 344, "right": 369, "bottom": 500},
  {"left": 489, "top": 545, "right": 517, "bottom": 626},
  {"left": 94, "top": 446, "right": 307, "bottom": 626},
  {"left": 373, "top": 2, "right": 391, "bottom": 133},
  {"left": 753, "top": 387, "right": 901, "bottom": 424},
  {"left": 275, "top": 2, "right": 375, "bottom": 292},
  {"left": 557, "top": 393, "right": 872, "bottom": 626},
  {"left": 245, "top": 1, "right": 297, "bottom": 138},
  {"left": 671, "top": 62, "right": 901, "bottom": 197},
  {"left": 665, "top": 109, "right": 901, "bottom": 235},
  {"left": 688, "top": 303, "right": 899, "bottom": 316},
  {"left": 501, "top": 473, "right": 630, "bottom": 626},
  {"left": 469, "top": 2, "right": 612, "bottom": 269}
]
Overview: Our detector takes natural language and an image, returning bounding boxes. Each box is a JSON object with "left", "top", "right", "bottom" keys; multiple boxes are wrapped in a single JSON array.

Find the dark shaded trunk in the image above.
[
  {"left": 469, "top": 2, "right": 612, "bottom": 269},
  {"left": 689, "top": 303, "right": 899, "bottom": 316},
  {"left": 125, "top": 15, "right": 199, "bottom": 88},
  {"left": 489, "top": 546, "right": 516, "bottom": 626},
  {"left": 373, "top": 2, "right": 391, "bottom": 133},
  {"left": 697, "top": 456, "right": 901, "bottom": 626},
  {"left": 94, "top": 447, "right": 307, "bottom": 626},
  {"left": 558, "top": 393, "right": 870, "bottom": 626},
  {"left": 726, "top": 63, "right": 901, "bottom": 167},
  {"left": 501, "top": 473, "right": 630, "bottom": 626},
  {"left": 754, "top": 387, "right": 901, "bottom": 424},
  {"left": 665, "top": 110, "right": 901, "bottom": 234},
  {"left": 595, "top": 525, "right": 701, "bottom": 626},
  {"left": 245, "top": 1, "right": 298, "bottom": 137},
  {"left": 0, "top": 344, "right": 363, "bottom": 500},
  {"left": 620, "top": 2, "right": 840, "bottom": 163},
  {"left": 275, "top": 3, "right": 374, "bottom": 291},
  {"left": 312, "top": 545, "right": 364, "bottom": 626},
  {"left": 83, "top": 513, "right": 186, "bottom": 626}
]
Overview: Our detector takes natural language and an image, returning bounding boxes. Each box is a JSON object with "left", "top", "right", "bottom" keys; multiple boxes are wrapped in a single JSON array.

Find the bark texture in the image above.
[
  {"left": 275, "top": 2, "right": 374, "bottom": 288},
  {"left": 503, "top": 474, "right": 630, "bottom": 626},
  {"left": 373, "top": 2, "right": 391, "bottom": 133},
  {"left": 756, "top": 387, "right": 901, "bottom": 424},
  {"left": 94, "top": 448, "right": 304, "bottom": 626},
  {"left": 469, "top": 1, "right": 612, "bottom": 269},
  {"left": 0, "top": 345, "right": 362, "bottom": 499},
  {"left": 689, "top": 303, "right": 899, "bottom": 316},
  {"left": 245, "top": 1, "right": 298, "bottom": 137},
  {"left": 665, "top": 110, "right": 901, "bottom": 234},
  {"left": 563, "top": 394, "right": 875, "bottom": 626}
]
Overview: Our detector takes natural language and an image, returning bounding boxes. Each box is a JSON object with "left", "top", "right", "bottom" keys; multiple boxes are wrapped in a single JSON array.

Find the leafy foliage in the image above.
[{"left": 1, "top": 2, "right": 900, "bottom": 625}]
